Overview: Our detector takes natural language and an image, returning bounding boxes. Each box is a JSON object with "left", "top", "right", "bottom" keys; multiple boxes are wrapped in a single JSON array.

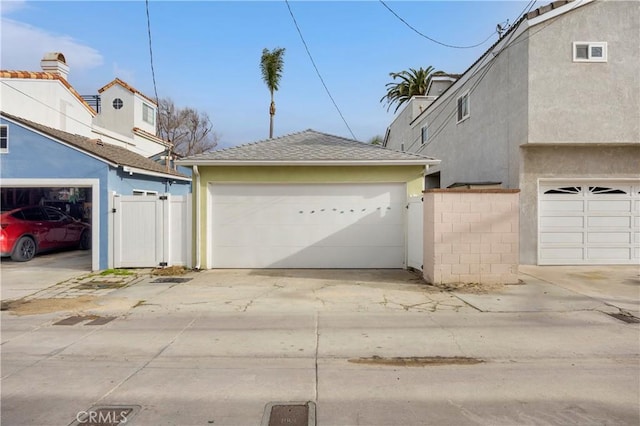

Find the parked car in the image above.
[{"left": 0, "top": 206, "right": 91, "bottom": 262}]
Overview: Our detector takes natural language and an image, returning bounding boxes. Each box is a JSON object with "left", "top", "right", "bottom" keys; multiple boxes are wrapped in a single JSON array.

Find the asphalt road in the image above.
[{"left": 1, "top": 268, "right": 638, "bottom": 426}]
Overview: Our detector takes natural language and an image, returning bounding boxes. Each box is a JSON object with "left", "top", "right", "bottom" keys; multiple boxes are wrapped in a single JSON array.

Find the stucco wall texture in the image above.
[{"left": 423, "top": 190, "right": 520, "bottom": 285}]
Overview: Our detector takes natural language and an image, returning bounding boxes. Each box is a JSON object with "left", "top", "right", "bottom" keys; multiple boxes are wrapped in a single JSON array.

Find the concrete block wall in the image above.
[{"left": 423, "top": 189, "right": 520, "bottom": 285}]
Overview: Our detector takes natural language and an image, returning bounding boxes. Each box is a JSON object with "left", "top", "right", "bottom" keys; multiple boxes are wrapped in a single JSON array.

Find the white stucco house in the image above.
[
  {"left": 384, "top": 0, "right": 640, "bottom": 265},
  {"left": 0, "top": 52, "right": 169, "bottom": 157}
]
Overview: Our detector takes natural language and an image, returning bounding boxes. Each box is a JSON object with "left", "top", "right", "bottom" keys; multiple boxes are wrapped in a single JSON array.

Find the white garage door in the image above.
[
  {"left": 209, "top": 183, "right": 406, "bottom": 268},
  {"left": 539, "top": 181, "right": 640, "bottom": 265}
]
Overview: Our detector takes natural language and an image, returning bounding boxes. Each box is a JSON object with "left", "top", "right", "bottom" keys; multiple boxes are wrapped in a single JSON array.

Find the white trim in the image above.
[
  {"left": 572, "top": 41, "right": 607, "bottom": 63},
  {"left": 121, "top": 165, "right": 192, "bottom": 181},
  {"left": 527, "top": 0, "right": 595, "bottom": 27},
  {"left": 420, "top": 124, "right": 429, "bottom": 145},
  {"left": 177, "top": 159, "right": 439, "bottom": 167},
  {"left": 0, "top": 178, "right": 100, "bottom": 271},
  {"left": 456, "top": 91, "right": 470, "bottom": 124},
  {"left": 108, "top": 191, "right": 115, "bottom": 269},
  {"left": 193, "top": 166, "right": 201, "bottom": 270}
]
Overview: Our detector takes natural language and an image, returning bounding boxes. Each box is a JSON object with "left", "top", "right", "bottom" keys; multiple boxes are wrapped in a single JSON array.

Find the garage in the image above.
[
  {"left": 1, "top": 180, "right": 99, "bottom": 270},
  {"left": 538, "top": 180, "right": 640, "bottom": 265},
  {"left": 209, "top": 183, "right": 406, "bottom": 268},
  {"left": 180, "top": 129, "right": 438, "bottom": 269}
]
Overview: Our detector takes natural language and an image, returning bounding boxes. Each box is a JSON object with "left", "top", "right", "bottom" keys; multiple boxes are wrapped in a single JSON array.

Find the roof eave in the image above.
[
  {"left": 121, "top": 165, "right": 191, "bottom": 181},
  {"left": 176, "top": 159, "right": 440, "bottom": 166}
]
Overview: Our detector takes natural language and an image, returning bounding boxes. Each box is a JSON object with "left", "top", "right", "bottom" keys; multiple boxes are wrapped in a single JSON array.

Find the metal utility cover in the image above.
[
  {"left": 262, "top": 401, "right": 316, "bottom": 426},
  {"left": 54, "top": 315, "right": 96, "bottom": 326}
]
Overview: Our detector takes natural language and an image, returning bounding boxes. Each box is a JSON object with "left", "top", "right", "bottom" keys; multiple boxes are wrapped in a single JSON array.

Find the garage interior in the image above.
[{"left": 1, "top": 186, "right": 93, "bottom": 268}]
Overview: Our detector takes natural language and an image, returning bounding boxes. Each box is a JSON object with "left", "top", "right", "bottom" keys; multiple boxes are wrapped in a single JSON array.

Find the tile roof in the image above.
[
  {"left": 180, "top": 129, "right": 438, "bottom": 164},
  {"left": 1, "top": 112, "right": 189, "bottom": 180},
  {"left": 0, "top": 70, "right": 97, "bottom": 116},
  {"left": 98, "top": 78, "right": 157, "bottom": 106}
]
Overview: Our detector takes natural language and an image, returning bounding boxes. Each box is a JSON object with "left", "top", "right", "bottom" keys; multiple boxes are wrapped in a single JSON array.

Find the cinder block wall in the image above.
[{"left": 423, "top": 189, "right": 520, "bottom": 285}]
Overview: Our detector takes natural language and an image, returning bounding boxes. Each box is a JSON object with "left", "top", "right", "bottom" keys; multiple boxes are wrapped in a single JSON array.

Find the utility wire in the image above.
[
  {"left": 145, "top": 0, "right": 160, "bottom": 106},
  {"left": 379, "top": 0, "right": 497, "bottom": 49},
  {"left": 402, "top": 0, "right": 541, "bottom": 153},
  {"left": 1, "top": 82, "right": 157, "bottom": 149},
  {"left": 284, "top": 0, "right": 357, "bottom": 140}
]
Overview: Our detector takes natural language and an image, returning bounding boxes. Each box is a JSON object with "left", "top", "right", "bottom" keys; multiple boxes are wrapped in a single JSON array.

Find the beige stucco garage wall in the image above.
[
  {"left": 424, "top": 189, "right": 520, "bottom": 285},
  {"left": 519, "top": 144, "right": 640, "bottom": 264},
  {"left": 193, "top": 165, "right": 426, "bottom": 268}
]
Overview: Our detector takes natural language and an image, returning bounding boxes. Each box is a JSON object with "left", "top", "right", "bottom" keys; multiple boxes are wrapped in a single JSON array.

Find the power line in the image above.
[
  {"left": 284, "top": 0, "right": 357, "bottom": 140},
  {"left": 403, "top": 0, "right": 541, "bottom": 153},
  {"left": 379, "top": 0, "right": 497, "bottom": 49},
  {"left": 145, "top": 0, "right": 159, "bottom": 106}
]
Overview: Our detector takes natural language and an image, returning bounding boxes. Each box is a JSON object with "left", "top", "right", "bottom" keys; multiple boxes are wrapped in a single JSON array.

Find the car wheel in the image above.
[
  {"left": 11, "top": 236, "right": 36, "bottom": 262},
  {"left": 79, "top": 230, "right": 91, "bottom": 250}
]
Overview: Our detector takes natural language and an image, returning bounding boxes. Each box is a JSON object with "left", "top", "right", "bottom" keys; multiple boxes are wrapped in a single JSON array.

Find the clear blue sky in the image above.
[{"left": 1, "top": 1, "right": 530, "bottom": 147}]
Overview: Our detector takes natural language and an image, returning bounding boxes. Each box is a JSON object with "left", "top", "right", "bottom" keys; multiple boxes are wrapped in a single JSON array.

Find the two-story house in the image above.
[
  {"left": 384, "top": 0, "right": 640, "bottom": 266},
  {"left": 1, "top": 52, "right": 169, "bottom": 157}
]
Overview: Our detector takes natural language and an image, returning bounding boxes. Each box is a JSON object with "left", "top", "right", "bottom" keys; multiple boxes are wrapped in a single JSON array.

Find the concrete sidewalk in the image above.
[{"left": 1, "top": 267, "right": 639, "bottom": 425}]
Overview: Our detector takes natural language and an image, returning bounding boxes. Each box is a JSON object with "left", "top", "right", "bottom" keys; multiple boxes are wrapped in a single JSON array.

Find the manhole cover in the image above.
[
  {"left": 262, "top": 401, "right": 315, "bottom": 426},
  {"left": 607, "top": 312, "right": 640, "bottom": 324},
  {"left": 68, "top": 405, "right": 140, "bottom": 426},
  {"left": 54, "top": 315, "right": 98, "bottom": 326},
  {"left": 150, "top": 277, "right": 192, "bottom": 283},
  {"left": 85, "top": 316, "right": 116, "bottom": 326}
]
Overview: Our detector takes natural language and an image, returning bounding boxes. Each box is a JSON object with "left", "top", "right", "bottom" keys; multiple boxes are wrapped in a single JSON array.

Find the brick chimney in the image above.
[{"left": 40, "top": 52, "right": 69, "bottom": 80}]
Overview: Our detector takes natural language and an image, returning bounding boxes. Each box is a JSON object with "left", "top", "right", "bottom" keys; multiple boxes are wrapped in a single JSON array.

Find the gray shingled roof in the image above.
[
  {"left": 1, "top": 112, "right": 189, "bottom": 180},
  {"left": 180, "top": 129, "right": 438, "bottom": 165}
]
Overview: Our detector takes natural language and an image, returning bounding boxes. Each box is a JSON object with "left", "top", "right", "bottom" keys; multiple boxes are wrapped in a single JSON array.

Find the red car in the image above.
[{"left": 0, "top": 206, "right": 91, "bottom": 262}]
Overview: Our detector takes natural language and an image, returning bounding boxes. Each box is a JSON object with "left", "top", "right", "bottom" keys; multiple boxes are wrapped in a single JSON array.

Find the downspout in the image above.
[{"left": 193, "top": 165, "right": 201, "bottom": 270}]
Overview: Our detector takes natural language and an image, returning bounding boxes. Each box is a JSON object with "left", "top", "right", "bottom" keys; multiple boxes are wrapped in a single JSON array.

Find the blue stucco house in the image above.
[{"left": 1, "top": 112, "right": 191, "bottom": 270}]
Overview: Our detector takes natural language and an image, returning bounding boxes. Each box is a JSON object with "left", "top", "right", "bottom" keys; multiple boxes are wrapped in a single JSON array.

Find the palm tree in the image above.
[
  {"left": 380, "top": 66, "right": 439, "bottom": 113},
  {"left": 260, "top": 47, "right": 286, "bottom": 139}
]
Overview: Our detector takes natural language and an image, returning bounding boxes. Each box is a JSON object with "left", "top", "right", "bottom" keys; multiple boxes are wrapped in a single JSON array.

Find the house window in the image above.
[
  {"left": 573, "top": 42, "right": 607, "bottom": 62},
  {"left": 142, "top": 103, "right": 155, "bottom": 125},
  {"left": 112, "top": 98, "right": 123, "bottom": 109},
  {"left": 0, "top": 125, "right": 8, "bottom": 153},
  {"left": 421, "top": 124, "right": 428, "bottom": 144},
  {"left": 457, "top": 92, "right": 470, "bottom": 123},
  {"left": 132, "top": 190, "right": 158, "bottom": 196}
]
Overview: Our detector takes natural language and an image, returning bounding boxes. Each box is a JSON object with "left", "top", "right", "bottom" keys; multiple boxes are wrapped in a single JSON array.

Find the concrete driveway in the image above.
[
  {"left": 1, "top": 267, "right": 638, "bottom": 425},
  {"left": 0, "top": 249, "right": 91, "bottom": 301}
]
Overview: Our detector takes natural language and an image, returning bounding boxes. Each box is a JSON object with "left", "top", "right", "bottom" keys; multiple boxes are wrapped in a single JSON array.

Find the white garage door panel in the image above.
[
  {"left": 540, "top": 216, "right": 584, "bottom": 228},
  {"left": 540, "top": 200, "right": 584, "bottom": 211},
  {"left": 214, "top": 223, "right": 404, "bottom": 248},
  {"left": 540, "top": 248, "right": 584, "bottom": 260},
  {"left": 588, "top": 232, "right": 630, "bottom": 243},
  {"left": 588, "top": 248, "right": 631, "bottom": 260},
  {"left": 210, "top": 183, "right": 406, "bottom": 268},
  {"left": 539, "top": 181, "right": 639, "bottom": 265},
  {"left": 540, "top": 232, "right": 583, "bottom": 243}
]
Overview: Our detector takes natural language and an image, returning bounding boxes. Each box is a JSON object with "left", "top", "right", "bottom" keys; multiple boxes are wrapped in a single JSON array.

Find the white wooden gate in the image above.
[
  {"left": 113, "top": 194, "right": 191, "bottom": 268},
  {"left": 407, "top": 196, "right": 423, "bottom": 270}
]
